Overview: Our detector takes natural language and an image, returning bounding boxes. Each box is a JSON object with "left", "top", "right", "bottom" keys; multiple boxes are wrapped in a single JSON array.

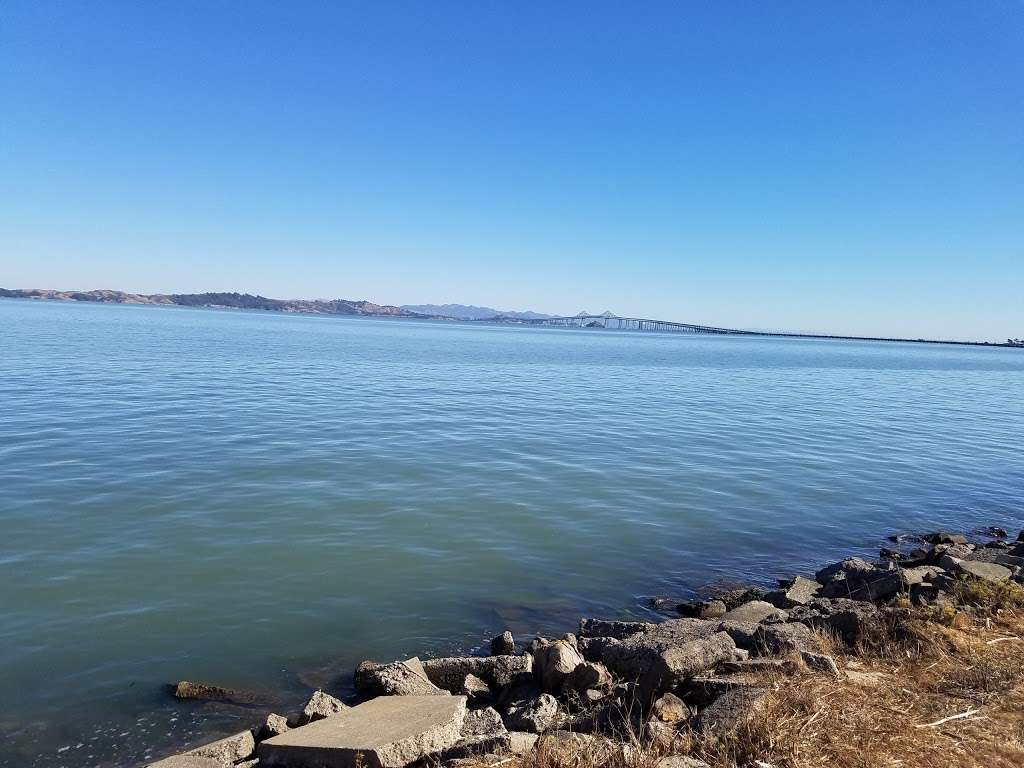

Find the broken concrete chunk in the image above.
[
  {"left": 752, "top": 622, "right": 817, "bottom": 655},
  {"left": 764, "top": 576, "right": 821, "bottom": 608},
  {"left": 697, "top": 687, "right": 770, "bottom": 738},
  {"left": 147, "top": 757, "right": 224, "bottom": 768},
  {"left": 299, "top": 690, "right": 349, "bottom": 724},
  {"left": 490, "top": 631, "right": 515, "bottom": 656},
  {"left": 938, "top": 556, "right": 1012, "bottom": 583},
  {"left": 508, "top": 731, "right": 539, "bottom": 754},
  {"left": 720, "top": 600, "right": 788, "bottom": 624},
  {"left": 422, "top": 655, "right": 533, "bottom": 693},
  {"left": 503, "top": 693, "right": 560, "bottom": 734},
  {"left": 358, "top": 657, "right": 449, "bottom": 697},
  {"left": 186, "top": 729, "right": 256, "bottom": 765},
  {"left": 578, "top": 618, "right": 654, "bottom": 639},
  {"left": 259, "top": 713, "right": 290, "bottom": 741},
  {"left": 258, "top": 695, "right": 467, "bottom": 768}
]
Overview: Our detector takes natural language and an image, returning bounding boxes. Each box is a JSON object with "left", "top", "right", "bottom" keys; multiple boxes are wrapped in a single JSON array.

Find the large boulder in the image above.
[
  {"left": 357, "top": 657, "right": 449, "bottom": 697},
  {"left": 533, "top": 638, "right": 585, "bottom": 693},
  {"left": 258, "top": 695, "right": 467, "bottom": 768},
  {"left": 938, "top": 556, "right": 1012, "bottom": 583},
  {"left": 603, "top": 621, "right": 735, "bottom": 700},
  {"left": 422, "top": 655, "right": 533, "bottom": 693},
  {"left": 504, "top": 693, "right": 560, "bottom": 734}
]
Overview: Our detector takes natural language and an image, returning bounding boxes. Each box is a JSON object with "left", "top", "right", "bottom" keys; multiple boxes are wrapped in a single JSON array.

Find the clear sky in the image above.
[{"left": 1, "top": 2, "right": 1022, "bottom": 340}]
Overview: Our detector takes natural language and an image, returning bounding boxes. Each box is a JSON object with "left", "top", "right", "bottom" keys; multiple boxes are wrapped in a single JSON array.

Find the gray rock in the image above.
[
  {"left": 656, "top": 757, "right": 712, "bottom": 768},
  {"left": 676, "top": 600, "right": 727, "bottom": 619},
  {"left": 186, "top": 730, "right": 256, "bottom": 765},
  {"left": 719, "top": 658, "right": 794, "bottom": 675},
  {"left": 764, "top": 576, "right": 821, "bottom": 608},
  {"left": 504, "top": 693, "right": 560, "bottom": 734},
  {"left": 683, "top": 675, "right": 762, "bottom": 706},
  {"left": 713, "top": 587, "right": 768, "bottom": 610},
  {"left": 299, "top": 690, "right": 349, "bottom": 724},
  {"left": 601, "top": 619, "right": 729, "bottom": 696},
  {"left": 697, "top": 687, "right": 769, "bottom": 738},
  {"left": 717, "top": 620, "right": 759, "bottom": 649},
  {"left": 422, "top": 655, "right": 534, "bottom": 693},
  {"left": 578, "top": 618, "right": 654, "bottom": 639},
  {"left": 843, "top": 566, "right": 942, "bottom": 602},
  {"left": 258, "top": 713, "right": 290, "bottom": 741},
  {"left": 995, "top": 554, "right": 1024, "bottom": 568},
  {"left": 800, "top": 651, "right": 840, "bottom": 677},
  {"left": 147, "top": 758, "right": 224, "bottom": 768},
  {"left": 533, "top": 638, "right": 584, "bottom": 693},
  {"left": 461, "top": 673, "right": 491, "bottom": 704},
  {"left": 939, "top": 557, "right": 1012, "bottom": 583},
  {"left": 786, "top": 598, "right": 880, "bottom": 642},
  {"left": 359, "top": 657, "right": 449, "bottom": 697},
  {"left": 815, "top": 557, "right": 880, "bottom": 585},
  {"left": 650, "top": 691, "right": 689, "bottom": 723},
  {"left": 259, "top": 696, "right": 467, "bottom": 768},
  {"left": 923, "top": 531, "right": 969, "bottom": 545},
  {"left": 507, "top": 731, "right": 539, "bottom": 755},
  {"left": 720, "top": 600, "right": 787, "bottom": 624},
  {"left": 171, "top": 681, "right": 236, "bottom": 702},
  {"left": 441, "top": 707, "right": 511, "bottom": 759},
  {"left": 577, "top": 636, "right": 620, "bottom": 663},
  {"left": 490, "top": 631, "right": 515, "bottom": 656},
  {"left": 564, "top": 661, "right": 611, "bottom": 694}
]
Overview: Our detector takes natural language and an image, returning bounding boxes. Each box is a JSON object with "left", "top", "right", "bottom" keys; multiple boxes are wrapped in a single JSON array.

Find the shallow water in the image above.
[{"left": 1, "top": 299, "right": 1022, "bottom": 766}]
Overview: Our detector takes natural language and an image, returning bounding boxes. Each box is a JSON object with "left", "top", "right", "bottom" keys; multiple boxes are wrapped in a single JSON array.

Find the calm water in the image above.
[{"left": 2, "top": 299, "right": 1022, "bottom": 766}]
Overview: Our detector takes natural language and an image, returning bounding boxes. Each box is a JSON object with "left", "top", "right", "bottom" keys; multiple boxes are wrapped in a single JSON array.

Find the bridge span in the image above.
[{"left": 468, "top": 314, "right": 1014, "bottom": 348}]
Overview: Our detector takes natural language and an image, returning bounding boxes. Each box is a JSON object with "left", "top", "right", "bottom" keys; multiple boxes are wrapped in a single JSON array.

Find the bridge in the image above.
[{"left": 469, "top": 313, "right": 1015, "bottom": 348}]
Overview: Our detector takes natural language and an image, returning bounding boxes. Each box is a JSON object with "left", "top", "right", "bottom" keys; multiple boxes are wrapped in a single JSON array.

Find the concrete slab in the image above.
[
  {"left": 258, "top": 695, "right": 467, "bottom": 768},
  {"left": 147, "top": 757, "right": 223, "bottom": 768}
]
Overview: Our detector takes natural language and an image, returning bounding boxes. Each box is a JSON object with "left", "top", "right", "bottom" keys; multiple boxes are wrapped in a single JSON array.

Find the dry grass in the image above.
[
  {"left": 466, "top": 580, "right": 1024, "bottom": 768},
  {"left": 690, "top": 581, "right": 1024, "bottom": 768}
]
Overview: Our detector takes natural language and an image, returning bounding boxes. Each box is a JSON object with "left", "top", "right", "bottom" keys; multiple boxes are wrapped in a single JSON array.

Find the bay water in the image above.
[{"left": 1, "top": 298, "right": 1022, "bottom": 766}]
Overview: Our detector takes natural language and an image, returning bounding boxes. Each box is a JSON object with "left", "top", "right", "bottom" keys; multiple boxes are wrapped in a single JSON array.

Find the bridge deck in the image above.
[{"left": 466, "top": 315, "right": 1015, "bottom": 348}]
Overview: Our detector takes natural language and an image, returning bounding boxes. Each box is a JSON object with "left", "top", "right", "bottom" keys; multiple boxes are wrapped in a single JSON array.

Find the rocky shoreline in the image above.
[{"left": 148, "top": 526, "right": 1024, "bottom": 768}]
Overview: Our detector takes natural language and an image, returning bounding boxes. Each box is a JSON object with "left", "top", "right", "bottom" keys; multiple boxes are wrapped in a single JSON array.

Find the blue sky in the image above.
[{"left": 1, "top": 2, "right": 1022, "bottom": 340}]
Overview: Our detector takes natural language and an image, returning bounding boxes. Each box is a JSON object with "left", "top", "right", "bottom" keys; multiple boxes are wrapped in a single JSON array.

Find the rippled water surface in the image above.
[{"left": 2, "top": 299, "right": 1023, "bottom": 766}]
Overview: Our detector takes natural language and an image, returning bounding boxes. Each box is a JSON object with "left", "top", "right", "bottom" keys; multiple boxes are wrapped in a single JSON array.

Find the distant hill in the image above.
[
  {"left": 0, "top": 288, "right": 424, "bottom": 317},
  {"left": 400, "top": 303, "right": 555, "bottom": 320}
]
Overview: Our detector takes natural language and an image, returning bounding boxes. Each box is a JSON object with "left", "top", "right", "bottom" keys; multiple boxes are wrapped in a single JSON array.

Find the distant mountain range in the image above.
[
  {"left": 400, "top": 303, "right": 555, "bottom": 320},
  {"left": 0, "top": 289, "right": 557, "bottom": 321},
  {"left": 0, "top": 288, "right": 423, "bottom": 316}
]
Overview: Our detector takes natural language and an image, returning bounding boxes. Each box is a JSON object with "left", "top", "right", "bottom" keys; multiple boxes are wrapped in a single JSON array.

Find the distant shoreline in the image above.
[{"left": 2, "top": 289, "right": 1020, "bottom": 349}]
